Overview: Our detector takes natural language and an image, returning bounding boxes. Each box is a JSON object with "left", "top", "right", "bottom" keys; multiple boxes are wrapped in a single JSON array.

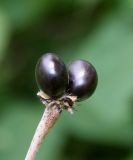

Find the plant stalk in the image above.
[{"left": 25, "top": 104, "right": 61, "bottom": 160}]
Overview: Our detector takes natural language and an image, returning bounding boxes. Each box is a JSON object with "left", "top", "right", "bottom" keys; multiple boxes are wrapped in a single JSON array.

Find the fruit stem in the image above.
[{"left": 25, "top": 103, "right": 61, "bottom": 160}]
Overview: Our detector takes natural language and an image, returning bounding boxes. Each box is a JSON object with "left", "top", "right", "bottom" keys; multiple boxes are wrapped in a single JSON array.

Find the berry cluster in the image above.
[{"left": 35, "top": 53, "right": 98, "bottom": 113}]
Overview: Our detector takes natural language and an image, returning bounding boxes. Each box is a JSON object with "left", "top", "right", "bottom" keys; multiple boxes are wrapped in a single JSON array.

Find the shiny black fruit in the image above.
[
  {"left": 35, "top": 53, "right": 68, "bottom": 98},
  {"left": 67, "top": 60, "right": 98, "bottom": 101}
]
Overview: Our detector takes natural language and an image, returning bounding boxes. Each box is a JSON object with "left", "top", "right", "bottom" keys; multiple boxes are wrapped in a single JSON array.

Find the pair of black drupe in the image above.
[{"left": 35, "top": 53, "right": 98, "bottom": 111}]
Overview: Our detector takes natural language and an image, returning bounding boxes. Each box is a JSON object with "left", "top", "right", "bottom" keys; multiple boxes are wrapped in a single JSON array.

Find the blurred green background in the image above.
[{"left": 0, "top": 0, "right": 133, "bottom": 159}]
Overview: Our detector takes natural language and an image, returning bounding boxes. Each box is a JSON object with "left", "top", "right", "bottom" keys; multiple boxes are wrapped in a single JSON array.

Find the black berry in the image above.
[
  {"left": 35, "top": 53, "right": 68, "bottom": 98},
  {"left": 67, "top": 60, "right": 98, "bottom": 101}
]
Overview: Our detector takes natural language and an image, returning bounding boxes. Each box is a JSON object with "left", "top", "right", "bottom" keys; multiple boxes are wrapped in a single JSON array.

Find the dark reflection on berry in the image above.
[
  {"left": 67, "top": 60, "right": 98, "bottom": 101},
  {"left": 35, "top": 53, "right": 68, "bottom": 98}
]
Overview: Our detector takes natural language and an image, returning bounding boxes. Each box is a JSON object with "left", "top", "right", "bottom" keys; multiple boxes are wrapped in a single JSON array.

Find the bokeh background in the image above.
[{"left": 0, "top": 0, "right": 133, "bottom": 159}]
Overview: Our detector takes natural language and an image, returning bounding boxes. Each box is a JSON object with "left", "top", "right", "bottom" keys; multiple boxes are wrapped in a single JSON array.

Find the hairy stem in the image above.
[{"left": 25, "top": 104, "right": 61, "bottom": 160}]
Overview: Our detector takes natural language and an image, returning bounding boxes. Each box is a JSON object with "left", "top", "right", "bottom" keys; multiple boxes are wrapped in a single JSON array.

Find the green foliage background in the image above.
[{"left": 0, "top": 0, "right": 133, "bottom": 159}]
